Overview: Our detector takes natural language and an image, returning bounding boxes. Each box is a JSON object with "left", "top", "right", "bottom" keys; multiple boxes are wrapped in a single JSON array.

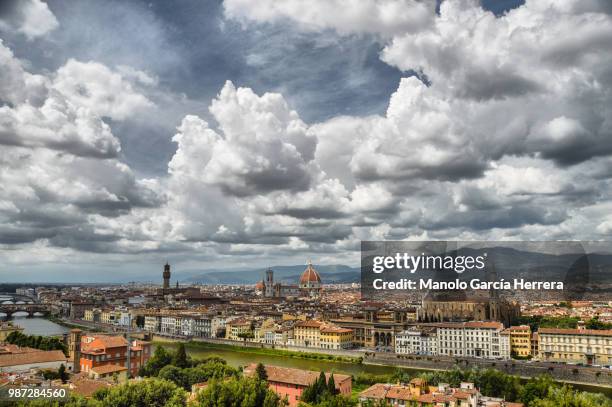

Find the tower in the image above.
[
  {"left": 264, "top": 269, "right": 274, "bottom": 298},
  {"left": 69, "top": 329, "right": 82, "bottom": 373},
  {"left": 163, "top": 262, "right": 171, "bottom": 289}
]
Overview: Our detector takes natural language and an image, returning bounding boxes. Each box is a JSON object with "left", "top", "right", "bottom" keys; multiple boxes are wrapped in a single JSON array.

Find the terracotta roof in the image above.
[
  {"left": 295, "top": 320, "right": 323, "bottom": 328},
  {"left": 465, "top": 321, "right": 504, "bottom": 329},
  {"left": 244, "top": 364, "right": 350, "bottom": 388},
  {"left": 539, "top": 328, "right": 612, "bottom": 336},
  {"left": 320, "top": 326, "right": 352, "bottom": 334},
  {"left": 71, "top": 378, "right": 112, "bottom": 398},
  {"left": 81, "top": 335, "right": 128, "bottom": 353},
  {"left": 0, "top": 350, "right": 67, "bottom": 367},
  {"left": 228, "top": 318, "right": 251, "bottom": 326},
  {"left": 506, "top": 325, "right": 530, "bottom": 331},
  {"left": 359, "top": 383, "right": 388, "bottom": 399},
  {"left": 91, "top": 364, "right": 128, "bottom": 375},
  {"left": 299, "top": 262, "right": 321, "bottom": 284}
]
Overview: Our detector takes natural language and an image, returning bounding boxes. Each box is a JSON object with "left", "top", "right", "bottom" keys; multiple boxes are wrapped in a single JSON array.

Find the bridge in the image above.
[
  {"left": 0, "top": 304, "right": 48, "bottom": 318},
  {"left": 0, "top": 292, "right": 38, "bottom": 304}
]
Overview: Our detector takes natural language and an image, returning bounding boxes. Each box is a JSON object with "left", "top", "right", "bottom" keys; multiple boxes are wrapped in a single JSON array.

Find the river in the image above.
[
  {"left": 156, "top": 341, "right": 612, "bottom": 398},
  {"left": 0, "top": 315, "right": 69, "bottom": 336}
]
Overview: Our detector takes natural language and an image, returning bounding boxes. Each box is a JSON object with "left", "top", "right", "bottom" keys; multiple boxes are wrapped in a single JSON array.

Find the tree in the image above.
[
  {"left": 140, "top": 346, "right": 173, "bottom": 377},
  {"left": 92, "top": 377, "right": 187, "bottom": 407},
  {"left": 255, "top": 363, "right": 268, "bottom": 381},
  {"left": 519, "top": 375, "right": 555, "bottom": 406},
  {"left": 317, "top": 371, "right": 327, "bottom": 394},
  {"left": 173, "top": 343, "right": 189, "bottom": 368},
  {"left": 159, "top": 365, "right": 188, "bottom": 390},
  {"left": 194, "top": 376, "right": 285, "bottom": 407},
  {"left": 327, "top": 374, "right": 337, "bottom": 395},
  {"left": 530, "top": 385, "right": 612, "bottom": 407},
  {"left": 58, "top": 363, "right": 68, "bottom": 383}
]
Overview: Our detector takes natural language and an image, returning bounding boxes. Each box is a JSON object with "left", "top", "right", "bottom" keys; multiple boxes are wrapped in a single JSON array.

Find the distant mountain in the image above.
[{"left": 182, "top": 264, "right": 360, "bottom": 284}]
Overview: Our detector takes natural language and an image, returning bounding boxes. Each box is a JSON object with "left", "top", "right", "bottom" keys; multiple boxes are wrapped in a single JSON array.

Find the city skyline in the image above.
[{"left": 2, "top": 0, "right": 612, "bottom": 281}]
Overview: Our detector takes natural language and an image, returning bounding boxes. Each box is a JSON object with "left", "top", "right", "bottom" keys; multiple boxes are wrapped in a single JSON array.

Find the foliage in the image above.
[
  {"left": 255, "top": 362, "right": 268, "bottom": 381},
  {"left": 5, "top": 331, "right": 68, "bottom": 355},
  {"left": 529, "top": 384, "right": 612, "bottom": 407},
  {"left": 158, "top": 361, "right": 239, "bottom": 390},
  {"left": 194, "top": 376, "right": 285, "bottom": 407},
  {"left": 515, "top": 315, "right": 579, "bottom": 330},
  {"left": 585, "top": 316, "right": 612, "bottom": 330},
  {"left": 59, "top": 363, "right": 68, "bottom": 383},
  {"left": 301, "top": 371, "right": 344, "bottom": 405},
  {"left": 139, "top": 345, "right": 174, "bottom": 377},
  {"left": 173, "top": 343, "right": 190, "bottom": 368},
  {"left": 92, "top": 378, "right": 187, "bottom": 407}
]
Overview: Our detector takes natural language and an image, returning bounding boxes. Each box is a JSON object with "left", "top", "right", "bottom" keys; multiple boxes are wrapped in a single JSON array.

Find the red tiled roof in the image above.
[
  {"left": 0, "top": 350, "right": 67, "bottom": 367},
  {"left": 300, "top": 262, "right": 321, "bottom": 284},
  {"left": 71, "top": 378, "right": 112, "bottom": 398},
  {"left": 91, "top": 364, "right": 128, "bottom": 375},
  {"left": 295, "top": 320, "right": 322, "bottom": 328},
  {"left": 244, "top": 364, "right": 349, "bottom": 388}
]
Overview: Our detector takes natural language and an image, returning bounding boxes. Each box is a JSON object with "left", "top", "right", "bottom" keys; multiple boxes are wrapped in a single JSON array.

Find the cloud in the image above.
[
  {"left": 0, "top": 41, "right": 160, "bottom": 254},
  {"left": 170, "top": 81, "right": 316, "bottom": 197},
  {"left": 223, "top": 0, "right": 435, "bottom": 38},
  {"left": 4, "top": 0, "right": 612, "bottom": 271},
  {"left": 0, "top": 0, "right": 58, "bottom": 39},
  {"left": 52, "top": 59, "right": 154, "bottom": 120},
  {"left": 0, "top": 40, "right": 48, "bottom": 105}
]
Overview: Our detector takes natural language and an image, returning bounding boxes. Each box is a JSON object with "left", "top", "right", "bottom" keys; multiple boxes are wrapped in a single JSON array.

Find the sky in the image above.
[{"left": 1, "top": 0, "right": 612, "bottom": 282}]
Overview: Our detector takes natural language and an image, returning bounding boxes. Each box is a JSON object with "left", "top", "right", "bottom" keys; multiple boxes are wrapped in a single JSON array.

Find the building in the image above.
[
  {"left": 395, "top": 327, "right": 437, "bottom": 356},
  {"left": 436, "top": 322, "right": 509, "bottom": 360},
  {"left": 419, "top": 292, "right": 520, "bottom": 327},
  {"left": 244, "top": 364, "right": 351, "bottom": 407},
  {"left": 89, "top": 364, "right": 128, "bottom": 382},
  {"left": 502, "top": 325, "right": 532, "bottom": 358},
  {"left": 259, "top": 261, "right": 322, "bottom": 299},
  {"left": 538, "top": 328, "right": 612, "bottom": 365},
  {"left": 0, "top": 322, "right": 23, "bottom": 341},
  {"left": 144, "top": 314, "right": 161, "bottom": 333},
  {"left": 359, "top": 380, "right": 522, "bottom": 407},
  {"left": 0, "top": 348, "right": 70, "bottom": 373},
  {"left": 331, "top": 308, "right": 416, "bottom": 349},
  {"left": 163, "top": 262, "right": 171, "bottom": 290},
  {"left": 299, "top": 261, "right": 322, "bottom": 298},
  {"left": 531, "top": 332, "right": 539, "bottom": 359},
  {"left": 225, "top": 318, "right": 253, "bottom": 341},
  {"left": 69, "top": 329, "right": 82, "bottom": 373},
  {"left": 293, "top": 320, "right": 323, "bottom": 348},
  {"left": 320, "top": 326, "right": 353, "bottom": 350},
  {"left": 79, "top": 334, "right": 151, "bottom": 377}
]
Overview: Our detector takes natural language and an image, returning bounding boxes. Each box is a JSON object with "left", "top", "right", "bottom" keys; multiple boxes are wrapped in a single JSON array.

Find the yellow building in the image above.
[
  {"left": 539, "top": 328, "right": 612, "bottom": 365},
  {"left": 83, "top": 309, "right": 94, "bottom": 322},
  {"left": 0, "top": 322, "right": 23, "bottom": 341},
  {"left": 320, "top": 326, "right": 353, "bottom": 350},
  {"left": 226, "top": 318, "right": 253, "bottom": 341},
  {"left": 293, "top": 320, "right": 322, "bottom": 348},
  {"left": 503, "top": 325, "right": 532, "bottom": 358},
  {"left": 100, "top": 310, "right": 119, "bottom": 325}
]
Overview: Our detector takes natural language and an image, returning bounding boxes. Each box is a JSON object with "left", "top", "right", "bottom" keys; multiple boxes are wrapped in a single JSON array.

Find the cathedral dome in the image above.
[
  {"left": 255, "top": 280, "right": 265, "bottom": 290},
  {"left": 300, "top": 261, "right": 321, "bottom": 285}
]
